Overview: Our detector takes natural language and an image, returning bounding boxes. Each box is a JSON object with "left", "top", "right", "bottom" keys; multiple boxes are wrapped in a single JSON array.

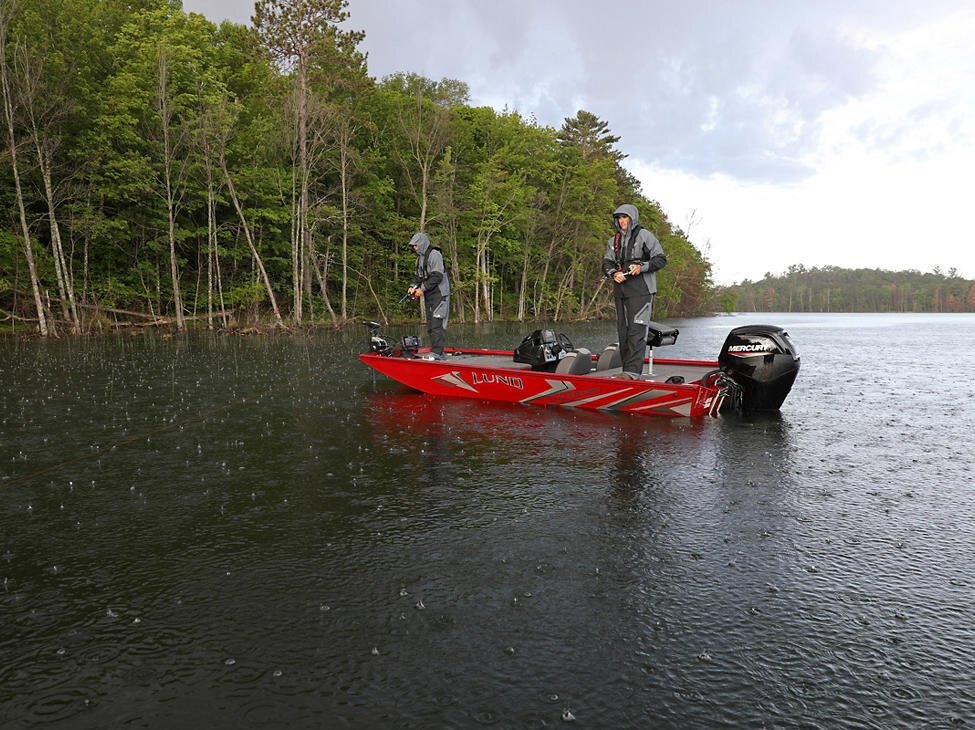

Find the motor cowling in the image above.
[{"left": 718, "top": 324, "right": 800, "bottom": 412}]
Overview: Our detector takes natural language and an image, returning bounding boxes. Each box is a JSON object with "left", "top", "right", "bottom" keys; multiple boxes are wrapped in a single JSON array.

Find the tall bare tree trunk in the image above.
[
  {"left": 214, "top": 236, "right": 228, "bottom": 327},
  {"left": 197, "top": 102, "right": 231, "bottom": 328},
  {"left": 13, "top": 40, "right": 79, "bottom": 331},
  {"left": 220, "top": 151, "right": 284, "bottom": 326},
  {"left": 480, "top": 241, "right": 492, "bottom": 322},
  {"left": 312, "top": 250, "right": 337, "bottom": 323},
  {"left": 433, "top": 152, "right": 463, "bottom": 322},
  {"left": 397, "top": 89, "right": 449, "bottom": 233},
  {"left": 37, "top": 157, "right": 78, "bottom": 329},
  {"left": 338, "top": 128, "right": 351, "bottom": 321},
  {"left": 0, "top": 12, "right": 47, "bottom": 335},
  {"left": 517, "top": 232, "right": 533, "bottom": 322},
  {"left": 253, "top": 0, "right": 365, "bottom": 324},
  {"left": 474, "top": 233, "right": 496, "bottom": 323},
  {"left": 535, "top": 174, "right": 570, "bottom": 317},
  {"left": 553, "top": 264, "right": 577, "bottom": 321},
  {"left": 293, "top": 59, "right": 310, "bottom": 324},
  {"left": 157, "top": 51, "right": 184, "bottom": 330},
  {"left": 290, "top": 161, "right": 300, "bottom": 321},
  {"left": 417, "top": 155, "right": 428, "bottom": 232},
  {"left": 205, "top": 163, "right": 216, "bottom": 329}
]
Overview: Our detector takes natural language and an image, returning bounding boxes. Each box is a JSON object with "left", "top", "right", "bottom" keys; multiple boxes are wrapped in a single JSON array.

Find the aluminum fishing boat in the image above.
[{"left": 359, "top": 321, "right": 800, "bottom": 418}]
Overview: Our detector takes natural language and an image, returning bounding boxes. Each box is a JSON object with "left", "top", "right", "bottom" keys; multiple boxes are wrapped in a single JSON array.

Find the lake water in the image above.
[{"left": 1, "top": 313, "right": 973, "bottom": 728}]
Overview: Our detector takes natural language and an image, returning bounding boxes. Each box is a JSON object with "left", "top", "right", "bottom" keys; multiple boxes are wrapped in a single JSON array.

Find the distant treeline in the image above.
[
  {"left": 719, "top": 265, "right": 975, "bottom": 313},
  {"left": 0, "top": 0, "right": 713, "bottom": 336}
]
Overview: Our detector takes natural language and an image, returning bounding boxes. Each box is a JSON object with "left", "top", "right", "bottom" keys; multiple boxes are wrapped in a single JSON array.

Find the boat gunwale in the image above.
[{"left": 440, "top": 346, "right": 720, "bottom": 370}]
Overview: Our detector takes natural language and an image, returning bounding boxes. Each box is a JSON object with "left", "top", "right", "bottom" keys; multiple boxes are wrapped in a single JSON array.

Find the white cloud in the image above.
[
  {"left": 639, "top": 149, "right": 973, "bottom": 286},
  {"left": 633, "top": 7, "right": 975, "bottom": 284}
]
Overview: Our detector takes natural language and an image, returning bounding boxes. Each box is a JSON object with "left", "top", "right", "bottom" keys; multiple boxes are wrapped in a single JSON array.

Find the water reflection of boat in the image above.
[
  {"left": 359, "top": 321, "right": 800, "bottom": 418},
  {"left": 361, "top": 389, "right": 709, "bottom": 468},
  {"left": 365, "top": 389, "right": 652, "bottom": 440}
]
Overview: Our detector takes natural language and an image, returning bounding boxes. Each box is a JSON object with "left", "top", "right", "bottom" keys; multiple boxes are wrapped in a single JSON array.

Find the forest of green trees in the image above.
[
  {"left": 721, "top": 264, "right": 975, "bottom": 313},
  {"left": 0, "top": 0, "right": 715, "bottom": 336}
]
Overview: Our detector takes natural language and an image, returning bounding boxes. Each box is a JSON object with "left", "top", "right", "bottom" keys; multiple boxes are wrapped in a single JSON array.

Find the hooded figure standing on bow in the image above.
[
  {"left": 407, "top": 232, "right": 450, "bottom": 358},
  {"left": 602, "top": 204, "right": 667, "bottom": 375}
]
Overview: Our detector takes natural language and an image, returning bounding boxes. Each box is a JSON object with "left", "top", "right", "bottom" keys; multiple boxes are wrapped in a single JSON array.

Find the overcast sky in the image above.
[{"left": 183, "top": 0, "right": 975, "bottom": 284}]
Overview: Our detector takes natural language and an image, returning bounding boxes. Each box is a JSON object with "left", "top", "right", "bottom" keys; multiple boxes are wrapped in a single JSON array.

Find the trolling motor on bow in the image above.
[
  {"left": 364, "top": 321, "right": 391, "bottom": 355},
  {"left": 363, "top": 321, "right": 420, "bottom": 357},
  {"left": 713, "top": 324, "right": 801, "bottom": 413}
]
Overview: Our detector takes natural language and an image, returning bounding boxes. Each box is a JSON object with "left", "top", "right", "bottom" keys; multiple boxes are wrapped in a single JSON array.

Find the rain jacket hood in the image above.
[
  {"left": 408, "top": 232, "right": 431, "bottom": 256},
  {"left": 613, "top": 204, "right": 640, "bottom": 232}
]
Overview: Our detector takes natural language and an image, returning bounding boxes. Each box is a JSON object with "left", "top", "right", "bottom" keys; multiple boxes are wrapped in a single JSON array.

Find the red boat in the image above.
[{"left": 359, "top": 321, "right": 800, "bottom": 418}]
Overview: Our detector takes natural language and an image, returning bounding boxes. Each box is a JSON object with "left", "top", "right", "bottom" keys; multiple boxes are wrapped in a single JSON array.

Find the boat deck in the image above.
[{"left": 445, "top": 352, "right": 717, "bottom": 384}]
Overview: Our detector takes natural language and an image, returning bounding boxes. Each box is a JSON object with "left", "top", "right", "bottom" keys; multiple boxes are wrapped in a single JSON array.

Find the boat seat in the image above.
[
  {"left": 555, "top": 348, "right": 593, "bottom": 375},
  {"left": 595, "top": 343, "right": 622, "bottom": 371}
]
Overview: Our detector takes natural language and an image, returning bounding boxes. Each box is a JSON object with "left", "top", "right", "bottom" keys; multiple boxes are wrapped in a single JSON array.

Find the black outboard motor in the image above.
[{"left": 718, "top": 324, "right": 800, "bottom": 412}]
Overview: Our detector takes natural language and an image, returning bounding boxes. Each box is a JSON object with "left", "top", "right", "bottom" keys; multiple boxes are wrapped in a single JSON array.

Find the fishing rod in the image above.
[{"left": 397, "top": 287, "right": 422, "bottom": 304}]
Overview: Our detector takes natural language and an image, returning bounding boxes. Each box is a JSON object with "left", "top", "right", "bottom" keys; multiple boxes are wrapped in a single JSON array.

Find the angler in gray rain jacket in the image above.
[
  {"left": 407, "top": 232, "right": 450, "bottom": 357},
  {"left": 601, "top": 204, "right": 667, "bottom": 374}
]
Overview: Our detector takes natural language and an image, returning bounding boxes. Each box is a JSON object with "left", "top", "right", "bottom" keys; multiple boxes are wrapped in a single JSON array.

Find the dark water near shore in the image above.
[{"left": 2, "top": 313, "right": 973, "bottom": 729}]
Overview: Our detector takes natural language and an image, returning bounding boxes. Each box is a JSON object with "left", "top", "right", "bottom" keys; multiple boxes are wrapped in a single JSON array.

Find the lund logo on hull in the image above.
[{"left": 471, "top": 372, "right": 524, "bottom": 390}]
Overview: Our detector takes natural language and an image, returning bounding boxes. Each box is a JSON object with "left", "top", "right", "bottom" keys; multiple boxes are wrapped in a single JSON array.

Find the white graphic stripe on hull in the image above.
[
  {"left": 434, "top": 371, "right": 478, "bottom": 392},
  {"left": 520, "top": 379, "right": 574, "bottom": 403},
  {"left": 631, "top": 397, "right": 693, "bottom": 415},
  {"left": 563, "top": 388, "right": 634, "bottom": 408}
]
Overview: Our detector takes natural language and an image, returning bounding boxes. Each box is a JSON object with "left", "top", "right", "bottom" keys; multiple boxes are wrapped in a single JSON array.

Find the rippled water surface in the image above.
[{"left": 2, "top": 313, "right": 973, "bottom": 728}]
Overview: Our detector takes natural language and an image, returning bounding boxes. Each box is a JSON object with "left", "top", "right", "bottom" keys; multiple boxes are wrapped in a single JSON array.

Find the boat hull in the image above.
[{"left": 359, "top": 348, "right": 722, "bottom": 418}]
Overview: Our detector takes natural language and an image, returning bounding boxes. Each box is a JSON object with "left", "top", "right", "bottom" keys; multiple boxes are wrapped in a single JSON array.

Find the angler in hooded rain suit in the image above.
[
  {"left": 602, "top": 204, "right": 667, "bottom": 375},
  {"left": 407, "top": 232, "right": 451, "bottom": 358}
]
